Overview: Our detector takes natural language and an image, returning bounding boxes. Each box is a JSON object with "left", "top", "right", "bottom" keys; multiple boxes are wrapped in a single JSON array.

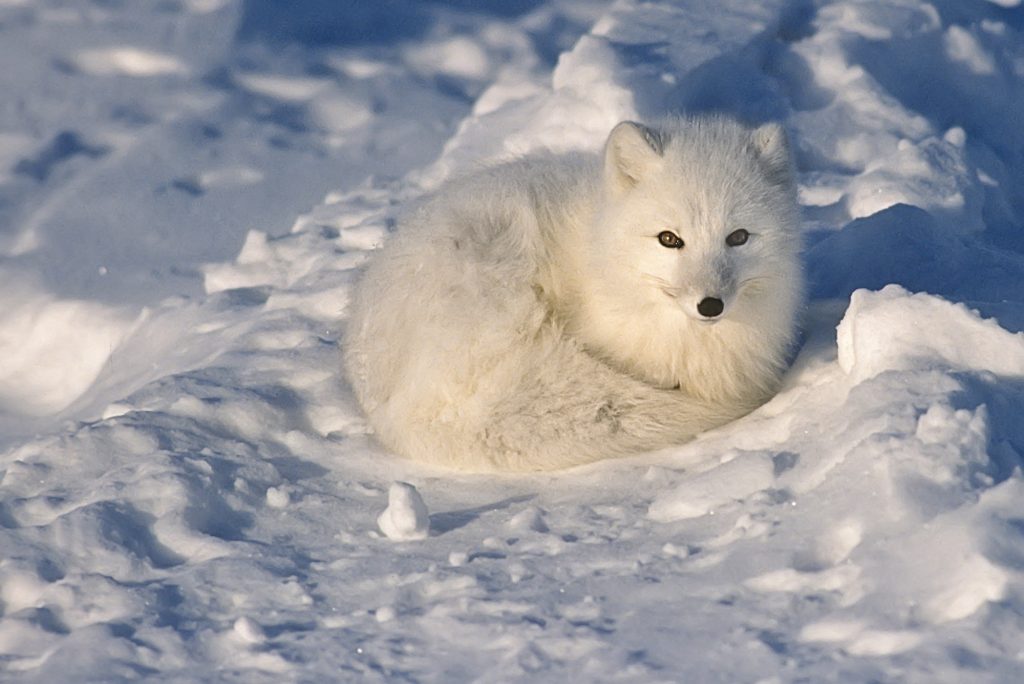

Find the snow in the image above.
[
  {"left": 837, "top": 285, "right": 1024, "bottom": 383},
  {"left": 72, "top": 47, "right": 190, "bottom": 77},
  {"left": 2, "top": 0, "right": 1024, "bottom": 681},
  {"left": 377, "top": 483, "right": 431, "bottom": 542}
]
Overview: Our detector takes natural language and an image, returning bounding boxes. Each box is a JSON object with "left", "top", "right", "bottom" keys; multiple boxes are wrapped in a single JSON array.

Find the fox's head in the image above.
[{"left": 590, "top": 116, "right": 801, "bottom": 326}]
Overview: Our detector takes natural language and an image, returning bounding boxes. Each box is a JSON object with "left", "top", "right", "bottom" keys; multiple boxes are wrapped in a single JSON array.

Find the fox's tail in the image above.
[
  {"left": 369, "top": 333, "right": 755, "bottom": 473},
  {"left": 475, "top": 339, "right": 752, "bottom": 471}
]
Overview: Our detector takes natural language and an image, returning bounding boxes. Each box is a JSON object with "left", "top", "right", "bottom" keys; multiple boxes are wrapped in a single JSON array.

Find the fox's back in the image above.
[{"left": 343, "top": 153, "right": 596, "bottom": 429}]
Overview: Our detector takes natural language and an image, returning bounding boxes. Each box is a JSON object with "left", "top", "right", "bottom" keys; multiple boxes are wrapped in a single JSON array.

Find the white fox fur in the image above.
[{"left": 344, "top": 116, "right": 803, "bottom": 472}]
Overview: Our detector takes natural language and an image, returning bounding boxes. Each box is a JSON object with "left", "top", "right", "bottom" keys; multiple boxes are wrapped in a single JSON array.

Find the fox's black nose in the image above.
[{"left": 697, "top": 297, "right": 724, "bottom": 318}]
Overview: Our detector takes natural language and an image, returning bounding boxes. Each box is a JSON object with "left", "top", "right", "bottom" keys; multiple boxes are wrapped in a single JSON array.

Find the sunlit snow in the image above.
[{"left": 2, "top": 0, "right": 1024, "bottom": 681}]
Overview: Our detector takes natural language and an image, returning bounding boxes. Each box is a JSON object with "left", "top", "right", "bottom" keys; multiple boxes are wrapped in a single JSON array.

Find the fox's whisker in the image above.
[
  {"left": 738, "top": 275, "right": 773, "bottom": 289},
  {"left": 642, "top": 273, "right": 681, "bottom": 297}
]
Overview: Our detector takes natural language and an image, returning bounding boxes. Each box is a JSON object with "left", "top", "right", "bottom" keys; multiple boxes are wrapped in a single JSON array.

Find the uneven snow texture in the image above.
[{"left": 2, "top": 0, "right": 1024, "bottom": 681}]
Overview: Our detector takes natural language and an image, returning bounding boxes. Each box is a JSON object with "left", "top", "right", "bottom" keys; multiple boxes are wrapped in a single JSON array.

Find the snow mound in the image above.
[
  {"left": 377, "top": 482, "right": 430, "bottom": 541},
  {"left": 837, "top": 285, "right": 1024, "bottom": 384},
  {"left": 0, "top": 277, "right": 133, "bottom": 415}
]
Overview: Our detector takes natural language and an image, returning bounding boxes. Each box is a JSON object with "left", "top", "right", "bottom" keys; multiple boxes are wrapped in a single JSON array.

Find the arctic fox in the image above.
[{"left": 344, "top": 116, "right": 802, "bottom": 472}]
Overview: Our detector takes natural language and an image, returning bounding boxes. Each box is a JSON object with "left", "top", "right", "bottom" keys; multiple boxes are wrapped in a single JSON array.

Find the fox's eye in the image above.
[
  {"left": 726, "top": 229, "right": 749, "bottom": 247},
  {"left": 657, "top": 231, "right": 684, "bottom": 249}
]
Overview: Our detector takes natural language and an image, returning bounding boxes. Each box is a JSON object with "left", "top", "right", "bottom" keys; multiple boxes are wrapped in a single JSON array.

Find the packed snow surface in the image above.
[{"left": 2, "top": 0, "right": 1024, "bottom": 681}]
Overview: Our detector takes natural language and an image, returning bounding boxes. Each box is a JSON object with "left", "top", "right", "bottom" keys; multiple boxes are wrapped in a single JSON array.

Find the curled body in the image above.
[{"left": 344, "top": 116, "right": 803, "bottom": 472}]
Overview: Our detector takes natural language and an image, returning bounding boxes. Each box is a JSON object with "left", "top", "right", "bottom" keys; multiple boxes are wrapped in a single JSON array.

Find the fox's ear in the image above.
[
  {"left": 604, "top": 121, "right": 664, "bottom": 191},
  {"left": 751, "top": 122, "right": 794, "bottom": 188}
]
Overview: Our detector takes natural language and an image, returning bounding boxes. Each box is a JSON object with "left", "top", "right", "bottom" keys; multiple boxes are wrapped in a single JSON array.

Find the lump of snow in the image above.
[
  {"left": 944, "top": 25, "right": 996, "bottom": 75},
  {"left": 404, "top": 36, "right": 490, "bottom": 81},
  {"left": 232, "top": 617, "right": 266, "bottom": 645},
  {"left": 377, "top": 482, "right": 430, "bottom": 541},
  {"left": 234, "top": 73, "right": 329, "bottom": 102},
  {"left": 266, "top": 486, "right": 291, "bottom": 509},
  {"left": 73, "top": 47, "right": 188, "bottom": 77},
  {"left": 310, "top": 94, "right": 372, "bottom": 134},
  {"left": 101, "top": 402, "right": 132, "bottom": 420},
  {"left": 918, "top": 554, "right": 1007, "bottom": 624},
  {"left": 661, "top": 542, "right": 691, "bottom": 559},
  {"left": 844, "top": 630, "right": 923, "bottom": 657},
  {"left": 374, "top": 605, "right": 396, "bottom": 623},
  {"left": 507, "top": 507, "right": 549, "bottom": 533},
  {"left": 915, "top": 403, "right": 986, "bottom": 446},
  {"left": 795, "top": 519, "right": 864, "bottom": 570},
  {"left": 448, "top": 551, "right": 469, "bottom": 567},
  {"left": 836, "top": 285, "right": 1024, "bottom": 385},
  {"left": 0, "top": 278, "right": 133, "bottom": 416}
]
